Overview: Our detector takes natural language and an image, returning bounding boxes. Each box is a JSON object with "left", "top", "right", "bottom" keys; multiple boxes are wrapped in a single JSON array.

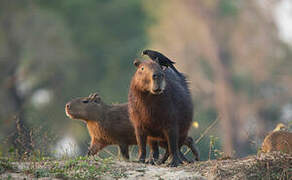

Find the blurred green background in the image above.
[{"left": 0, "top": 0, "right": 292, "bottom": 160}]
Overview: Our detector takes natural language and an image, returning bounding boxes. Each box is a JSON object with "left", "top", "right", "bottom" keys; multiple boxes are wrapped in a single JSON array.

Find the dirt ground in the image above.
[{"left": 0, "top": 152, "right": 291, "bottom": 180}]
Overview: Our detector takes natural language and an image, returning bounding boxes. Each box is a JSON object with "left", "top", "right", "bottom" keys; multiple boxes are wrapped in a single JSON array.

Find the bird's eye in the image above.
[{"left": 82, "top": 100, "right": 89, "bottom": 104}]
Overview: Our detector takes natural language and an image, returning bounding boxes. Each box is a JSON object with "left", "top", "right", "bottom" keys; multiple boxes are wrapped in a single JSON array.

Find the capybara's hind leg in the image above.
[
  {"left": 119, "top": 144, "right": 129, "bottom": 160},
  {"left": 184, "top": 136, "right": 200, "bottom": 161},
  {"left": 146, "top": 140, "right": 159, "bottom": 165},
  {"left": 179, "top": 151, "right": 193, "bottom": 163},
  {"left": 87, "top": 140, "right": 105, "bottom": 156}
]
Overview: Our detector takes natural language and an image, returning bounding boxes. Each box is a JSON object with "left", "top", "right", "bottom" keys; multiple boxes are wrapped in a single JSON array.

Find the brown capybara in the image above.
[
  {"left": 128, "top": 59, "right": 194, "bottom": 167},
  {"left": 261, "top": 124, "right": 292, "bottom": 154},
  {"left": 65, "top": 93, "right": 199, "bottom": 162},
  {"left": 272, "top": 123, "right": 288, "bottom": 132}
]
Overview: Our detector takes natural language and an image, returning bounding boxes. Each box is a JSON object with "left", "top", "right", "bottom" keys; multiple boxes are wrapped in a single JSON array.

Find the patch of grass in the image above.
[
  {"left": 22, "top": 156, "right": 126, "bottom": 179},
  {"left": 33, "top": 168, "right": 51, "bottom": 178},
  {"left": 0, "top": 158, "right": 14, "bottom": 174}
]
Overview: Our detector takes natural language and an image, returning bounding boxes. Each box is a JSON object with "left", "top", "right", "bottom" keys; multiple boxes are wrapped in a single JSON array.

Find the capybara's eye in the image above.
[
  {"left": 141, "top": 67, "right": 144, "bottom": 71},
  {"left": 82, "top": 100, "right": 89, "bottom": 103}
]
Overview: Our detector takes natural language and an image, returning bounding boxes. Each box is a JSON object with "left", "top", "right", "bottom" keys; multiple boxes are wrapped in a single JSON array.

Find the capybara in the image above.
[
  {"left": 65, "top": 93, "right": 199, "bottom": 162},
  {"left": 261, "top": 124, "right": 292, "bottom": 154},
  {"left": 272, "top": 123, "right": 288, "bottom": 132},
  {"left": 128, "top": 59, "right": 194, "bottom": 167}
]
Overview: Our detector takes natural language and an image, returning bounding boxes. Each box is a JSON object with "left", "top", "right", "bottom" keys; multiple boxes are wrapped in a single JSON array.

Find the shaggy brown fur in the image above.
[
  {"left": 65, "top": 93, "right": 199, "bottom": 162},
  {"left": 261, "top": 131, "right": 292, "bottom": 154},
  {"left": 128, "top": 59, "right": 194, "bottom": 167}
]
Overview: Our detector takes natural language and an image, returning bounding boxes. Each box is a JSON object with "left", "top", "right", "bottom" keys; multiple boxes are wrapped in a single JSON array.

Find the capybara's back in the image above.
[{"left": 261, "top": 131, "right": 292, "bottom": 153}]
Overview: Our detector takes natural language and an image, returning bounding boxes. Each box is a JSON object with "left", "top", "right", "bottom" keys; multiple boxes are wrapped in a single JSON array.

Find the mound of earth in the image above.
[{"left": 0, "top": 152, "right": 291, "bottom": 180}]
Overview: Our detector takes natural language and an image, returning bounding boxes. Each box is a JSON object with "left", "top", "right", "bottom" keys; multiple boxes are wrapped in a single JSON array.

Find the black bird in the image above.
[{"left": 142, "top": 49, "right": 180, "bottom": 75}]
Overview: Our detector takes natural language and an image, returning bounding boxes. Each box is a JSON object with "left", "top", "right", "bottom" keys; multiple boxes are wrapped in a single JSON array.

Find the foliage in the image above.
[
  {"left": 0, "top": 158, "right": 14, "bottom": 174},
  {"left": 146, "top": 0, "right": 292, "bottom": 158},
  {"left": 0, "top": 0, "right": 149, "bottom": 155}
]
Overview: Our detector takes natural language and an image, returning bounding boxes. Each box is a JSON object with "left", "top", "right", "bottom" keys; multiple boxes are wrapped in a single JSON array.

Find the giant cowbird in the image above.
[{"left": 142, "top": 49, "right": 180, "bottom": 75}]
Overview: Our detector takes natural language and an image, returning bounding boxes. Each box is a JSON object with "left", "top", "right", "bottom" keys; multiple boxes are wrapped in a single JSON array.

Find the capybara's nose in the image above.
[
  {"left": 66, "top": 103, "right": 71, "bottom": 109},
  {"left": 153, "top": 87, "right": 162, "bottom": 93},
  {"left": 153, "top": 73, "right": 164, "bottom": 80}
]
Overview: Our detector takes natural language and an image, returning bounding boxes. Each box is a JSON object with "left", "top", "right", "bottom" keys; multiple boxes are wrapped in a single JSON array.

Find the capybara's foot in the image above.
[
  {"left": 155, "top": 160, "right": 163, "bottom": 165},
  {"left": 87, "top": 149, "right": 93, "bottom": 156},
  {"left": 184, "top": 137, "right": 200, "bottom": 161},
  {"left": 167, "top": 155, "right": 183, "bottom": 167},
  {"left": 121, "top": 157, "right": 130, "bottom": 162},
  {"left": 195, "top": 156, "right": 200, "bottom": 161},
  {"left": 156, "top": 152, "right": 169, "bottom": 165},
  {"left": 145, "top": 158, "right": 154, "bottom": 165},
  {"left": 87, "top": 151, "right": 91, "bottom": 156},
  {"left": 138, "top": 158, "right": 145, "bottom": 163},
  {"left": 120, "top": 155, "right": 130, "bottom": 161}
]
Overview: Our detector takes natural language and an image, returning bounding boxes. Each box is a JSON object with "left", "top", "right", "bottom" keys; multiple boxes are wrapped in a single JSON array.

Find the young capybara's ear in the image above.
[
  {"left": 89, "top": 92, "right": 101, "bottom": 102},
  {"left": 89, "top": 93, "right": 97, "bottom": 99},
  {"left": 133, "top": 59, "right": 141, "bottom": 68}
]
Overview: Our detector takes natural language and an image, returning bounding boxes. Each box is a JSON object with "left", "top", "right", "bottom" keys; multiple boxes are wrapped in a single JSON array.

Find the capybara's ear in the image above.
[
  {"left": 89, "top": 93, "right": 101, "bottom": 101},
  {"left": 93, "top": 93, "right": 100, "bottom": 99},
  {"left": 133, "top": 59, "right": 141, "bottom": 68},
  {"left": 89, "top": 93, "right": 101, "bottom": 103},
  {"left": 89, "top": 93, "right": 97, "bottom": 98}
]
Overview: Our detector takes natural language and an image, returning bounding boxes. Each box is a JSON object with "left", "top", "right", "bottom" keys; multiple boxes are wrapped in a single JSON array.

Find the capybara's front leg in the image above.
[
  {"left": 146, "top": 140, "right": 159, "bottom": 165},
  {"left": 135, "top": 128, "right": 147, "bottom": 163},
  {"left": 119, "top": 144, "right": 129, "bottom": 160},
  {"left": 164, "top": 127, "right": 182, "bottom": 167},
  {"left": 87, "top": 139, "right": 105, "bottom": 156}
]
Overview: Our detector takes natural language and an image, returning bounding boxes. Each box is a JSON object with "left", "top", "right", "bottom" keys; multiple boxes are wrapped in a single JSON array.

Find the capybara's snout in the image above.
[
  {"left": 151, "top": 72, "right": 166, "bottom": 95},
  {"left": 65, "top": 103, "right": 71, "bottom": 110}
]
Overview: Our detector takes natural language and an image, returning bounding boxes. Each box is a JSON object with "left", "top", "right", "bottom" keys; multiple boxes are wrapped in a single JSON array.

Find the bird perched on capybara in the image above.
[
  {"left": 128, "top": 59, "right": 194, "bottom": 167},
  {"left": 65, "top": 93, "right": 199, "bottom": 162},
  {"left": 142, "top": 49, "right": 180, "bottom": 75},
  {"left": 261, "top": 124, "right": 292, "bottom": 154}
]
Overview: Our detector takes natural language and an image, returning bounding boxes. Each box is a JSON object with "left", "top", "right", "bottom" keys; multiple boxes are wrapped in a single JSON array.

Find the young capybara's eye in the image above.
[
  {"left": 141, "top": 67, "right": 144, "bottom": 71},
  {"left": 82, "top": 100, "right": 89, "bottom": 104}
]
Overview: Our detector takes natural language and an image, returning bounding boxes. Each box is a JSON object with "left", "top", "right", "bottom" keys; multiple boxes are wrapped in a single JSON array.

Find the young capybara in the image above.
[
  {"left": 65, "top": 93, "right": 199, "bottom": 162},
  {"left": 128, "top": 59, "right": 194, "bottom": 167},
  {"left": 261, "top": 124, "right": 292, "bottom": 154}
]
